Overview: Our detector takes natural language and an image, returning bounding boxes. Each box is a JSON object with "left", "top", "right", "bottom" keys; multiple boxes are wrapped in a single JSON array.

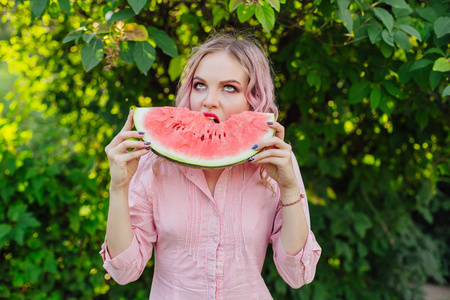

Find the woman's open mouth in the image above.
[{"left": 203, "top": 112, "right": 220, "bottom": 123}]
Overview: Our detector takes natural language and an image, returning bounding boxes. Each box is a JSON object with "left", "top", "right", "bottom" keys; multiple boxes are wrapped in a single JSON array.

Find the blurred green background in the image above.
[{"left": 1, "top": 0, "right": 449, "bottom": 299}]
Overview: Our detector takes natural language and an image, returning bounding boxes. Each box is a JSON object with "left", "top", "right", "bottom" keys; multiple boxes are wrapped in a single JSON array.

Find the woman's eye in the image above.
[
  {"left": 194, "top": 82, "right": 206, "bottom": 90},
  {"left": 224, "top": 85, "right": 236, "bottom": 92}
]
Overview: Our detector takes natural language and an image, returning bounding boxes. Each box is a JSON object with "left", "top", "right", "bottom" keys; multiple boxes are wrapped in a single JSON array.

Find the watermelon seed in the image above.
[{"left": 201, "top": 135, "right": 205, "bottom": 141}]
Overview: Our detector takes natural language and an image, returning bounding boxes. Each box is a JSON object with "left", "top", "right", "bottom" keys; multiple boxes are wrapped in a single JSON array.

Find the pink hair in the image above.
[{"left": 175, "top": 32, "right": 278, "bottom": 118}]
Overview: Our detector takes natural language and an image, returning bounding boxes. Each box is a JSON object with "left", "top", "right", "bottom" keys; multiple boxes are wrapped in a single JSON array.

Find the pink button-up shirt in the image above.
[{"left": 100, "top": 152, "right": 321, "bottom": 299}]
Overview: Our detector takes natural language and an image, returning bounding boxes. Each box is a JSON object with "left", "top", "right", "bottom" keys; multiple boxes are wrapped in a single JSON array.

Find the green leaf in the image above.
[
  {"left": 392, "top": 6, "right": 413, "bottom": 17},
  {"left": 255, "top": 4, "right": 275, "bottom": 33},
  {"left": 12, "top": 228, "right": 26, "bottom": 245},
  {"left": 148, "top": 27, "right": 178, "bottom": 58},
  {"left": 336, "top": 239, "right": 352, "bottom": 259},
  {"left": 380, "top": 40, "right": 393, "bottom": 58},
  {"left": 306, "top": 71, "right": 321, "bottom": 89},
  {"left": 395, "top": 15, "right": 412, "bottom": 25},
  {"left": 30, "top": 0, "right": 48, "bottom": 17},
  {"left": 382, "top": 0, "right": 411, "bottom": 10},
  {"left": 168, "top": 56, "right": 186, "bottom": 81},
  {"left": 339, "top": 9, "right": 353, "bottom": 33},
  {"left": 424, "top": 47, "right": 445, "bottom": 56},
  {"left": 267, "top": 0, "right": 280, "bottom": 12},
  {"left": 213, "top": 6, "right": 227, "bottom": 26},
  {"left": 383, "top": 81, "right": 404, "bottom": 99},
  {"left": 12, "top": 0, "right": 22, "bottom": 13},
  {"left": 381, "top": 29, "right": 394, "bottom": 47},
  {"left": 127, "top": 0, "right": 147, "bottom": 14},
  {"left": 393, "top": 30, "right": 410, "bottom": 51},
  {"left": 349, "top": 81, "right": 370, "bottom": 104},
  {"left": 0, "top": 224, "right": 11, "bottom": 245},
  {"left": 410, "top": 59, "right": 433, "bottom": 71},
  {"left": 237, "top": 4, "right": 255, "bottom": 23},
  {"left": 367, "top": 22, "right": 382, "bottom": 43},
  {"left": 337, "top": 0, "right": 350, "bottom": 11},
  {"left": 133, "top": 41, "right": 155, "bottom": 75},
  {"left": 398, "top": 63, "right": 413, "bottom": 84},
  {"left": 399, "top": 24, "right": 422, "bottom": 41},
  {"left": 373, "top": 7, "right": 394, "bottom": 33},
  {"left": 434, "top": 17, "right": 450, "bottom": 39},
  {"left": 417, "top": 7, "right": 438, "bottom": 23},
  {"left": 443, "top": 85, "right": 450, "bottom": 97},
  {"left": 82, "top": 33, "right": 95, "bottom": 43},
  {"left": 80, "top": 39, "right": 104, "bottom": 72},
  {"left": 120, "top": 41, "right": 134, "bottom": 64},
  {"left": 7, "top": 203, "right": 27, "bottom": 222},
  {"left": 43, "top": 252, "right": 58, "bottom": 274},
  {"left": 415, "top": 109, "right": 428, "bottom": 130},
  {"left": 63, "top": 32, "right": 82, "bottom": 43},
  {"left": 107, "top": 8, "right": 135, "bottom": 25},
  {"left": 229, "top": 0, "right": 243, "bottom": 12},
  {"left": 429, "top": 71, "right": 441, "bottom": 90},
  {"left": 432, "top": 57, "right": 450, "bottom": 72},
  {"left": 57, "top": 0, "right": 71, "bottom": 14},
  {"left": 17, "top": 212, "right": 40, "bottom": 228},
  {"left": 370, "top": 86, "right": 381, "bottom": 109},
  {"left": 379, "top": 95, "right": 395, "bottom": 115},
  {"left": 123, "top": 23, "right": 148, "bottom": 41},
  {"left": 353, "top": 213, "right": 372, "bottom": 238}
]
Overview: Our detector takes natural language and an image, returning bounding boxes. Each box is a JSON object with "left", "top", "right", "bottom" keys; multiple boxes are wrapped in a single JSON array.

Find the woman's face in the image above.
[{"left": 189, "top": 51, "right": 250, "bottom": 122}]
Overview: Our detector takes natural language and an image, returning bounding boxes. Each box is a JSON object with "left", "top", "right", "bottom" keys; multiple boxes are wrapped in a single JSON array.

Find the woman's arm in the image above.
[
  {"left": 106, "top": 186, "right": 134, "bottom": 258},
  {"left": 278, "top": 186, "right": 309, "bottom": 255},
  {"left": 249, "top": 121, "right": 309, "bottom": 254},
  {"left": 104, "top": 108, "right": 151, "bottom": 257}
]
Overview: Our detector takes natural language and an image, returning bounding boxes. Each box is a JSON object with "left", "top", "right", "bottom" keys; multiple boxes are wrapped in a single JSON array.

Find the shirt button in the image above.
[
  {"left": 213, "top": 236, "right": 218, "bottom": 243},
  {"left": 216, "top": 262, "right": 221, "bottom": 267},
  {"left": 218, "top": 187, "right": 223, "bottom": 192},
  {"left": 214, "top": 211, "right": 218, "bottom": 217}
]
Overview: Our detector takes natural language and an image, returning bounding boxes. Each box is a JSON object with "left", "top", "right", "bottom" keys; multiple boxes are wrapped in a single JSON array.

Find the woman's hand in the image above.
[
  {"left": 248, "top": 122, "right": 299, "bottom": 194},
  {"left": 105, "top": 109, "right": 151, "bottom": 191}
]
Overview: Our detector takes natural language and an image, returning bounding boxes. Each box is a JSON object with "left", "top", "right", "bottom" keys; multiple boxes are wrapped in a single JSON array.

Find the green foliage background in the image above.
[{"left": 1, "top": 0, "right": 449, "bottom": 299}]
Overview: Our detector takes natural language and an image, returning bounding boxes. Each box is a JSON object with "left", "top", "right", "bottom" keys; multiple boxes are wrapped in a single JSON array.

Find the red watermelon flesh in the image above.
[{"left": 133, "top": 107, "right": 275, "bottom": 169}]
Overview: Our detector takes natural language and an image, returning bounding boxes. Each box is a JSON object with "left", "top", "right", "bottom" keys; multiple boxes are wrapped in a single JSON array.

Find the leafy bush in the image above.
[{"left": 0, "top": 0, "right": 449, "bottom": 299}]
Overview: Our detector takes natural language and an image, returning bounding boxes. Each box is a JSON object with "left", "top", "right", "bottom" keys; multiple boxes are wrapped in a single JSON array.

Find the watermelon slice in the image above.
[{"left": 133, "top": 107, "right": 275, "bottom": 169}]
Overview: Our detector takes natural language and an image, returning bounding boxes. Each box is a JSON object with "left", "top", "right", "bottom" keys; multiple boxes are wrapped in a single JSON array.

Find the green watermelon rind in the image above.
[{"left": 133, "top": 107, "right": 276, "bottom": 169}]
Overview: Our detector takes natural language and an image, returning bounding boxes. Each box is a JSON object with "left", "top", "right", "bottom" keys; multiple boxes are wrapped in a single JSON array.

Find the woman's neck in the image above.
[{"left": 203, "top": 169, "right": 225, "bottom": 196}]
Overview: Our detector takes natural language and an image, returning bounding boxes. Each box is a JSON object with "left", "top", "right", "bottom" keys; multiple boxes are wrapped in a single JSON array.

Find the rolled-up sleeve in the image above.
[
  {"left": 270, "top": 153, "right": 322, "bottom": 288},
  {"left": 99, "top": 156, "right": 157, "bottom": 285}
]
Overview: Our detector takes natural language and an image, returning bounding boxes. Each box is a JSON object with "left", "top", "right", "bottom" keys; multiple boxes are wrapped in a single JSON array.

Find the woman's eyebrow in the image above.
[{"left": 193, "top": 76, "right": 242, "bottom": 86}]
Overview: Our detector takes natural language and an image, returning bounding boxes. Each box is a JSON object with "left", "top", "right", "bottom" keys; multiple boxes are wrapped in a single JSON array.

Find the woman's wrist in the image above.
[
  {"left": 279, "top": 185, "right": 300, "bottom": 197},
  {"left": 279, "top": 186, "right": 301, "bottom": 205},
  {"left": 109, "top": 184, "right": 129, "bottom": 198}
]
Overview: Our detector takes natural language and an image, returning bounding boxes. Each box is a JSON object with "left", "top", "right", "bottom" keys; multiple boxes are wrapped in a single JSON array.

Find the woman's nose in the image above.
[{"left": 203, "top": 89, "right": 219, "bottom": 108}]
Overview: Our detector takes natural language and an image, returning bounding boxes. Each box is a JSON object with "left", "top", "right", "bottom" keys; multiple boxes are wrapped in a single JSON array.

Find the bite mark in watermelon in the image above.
[{"left": 133, "top": 107, "right": 276, "bottom": 169}]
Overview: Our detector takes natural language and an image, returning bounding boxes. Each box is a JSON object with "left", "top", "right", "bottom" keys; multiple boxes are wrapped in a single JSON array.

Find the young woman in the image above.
[{"left": 101, "top": 32, "right": 321, "bottom": 299}]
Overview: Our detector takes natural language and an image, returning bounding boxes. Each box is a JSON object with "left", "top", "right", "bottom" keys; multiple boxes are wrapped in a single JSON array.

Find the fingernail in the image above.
[
  {"left": 252, "top": 144, "right": 258, "bottom": 150},
  {"left": 267, "top": 122, "right": 273, "bottom": 125},
  {"left": 146, "top": 147, "right": 151, "bottom": 150},
  {"left": 139, "top": 132, "right": 145, "bottom": 135},
  {"left": 144, "top": 142, "right": 151, "bottom": 145},
  {"left": 248, "top": 157, "right": 255, "bottom": 162}
]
